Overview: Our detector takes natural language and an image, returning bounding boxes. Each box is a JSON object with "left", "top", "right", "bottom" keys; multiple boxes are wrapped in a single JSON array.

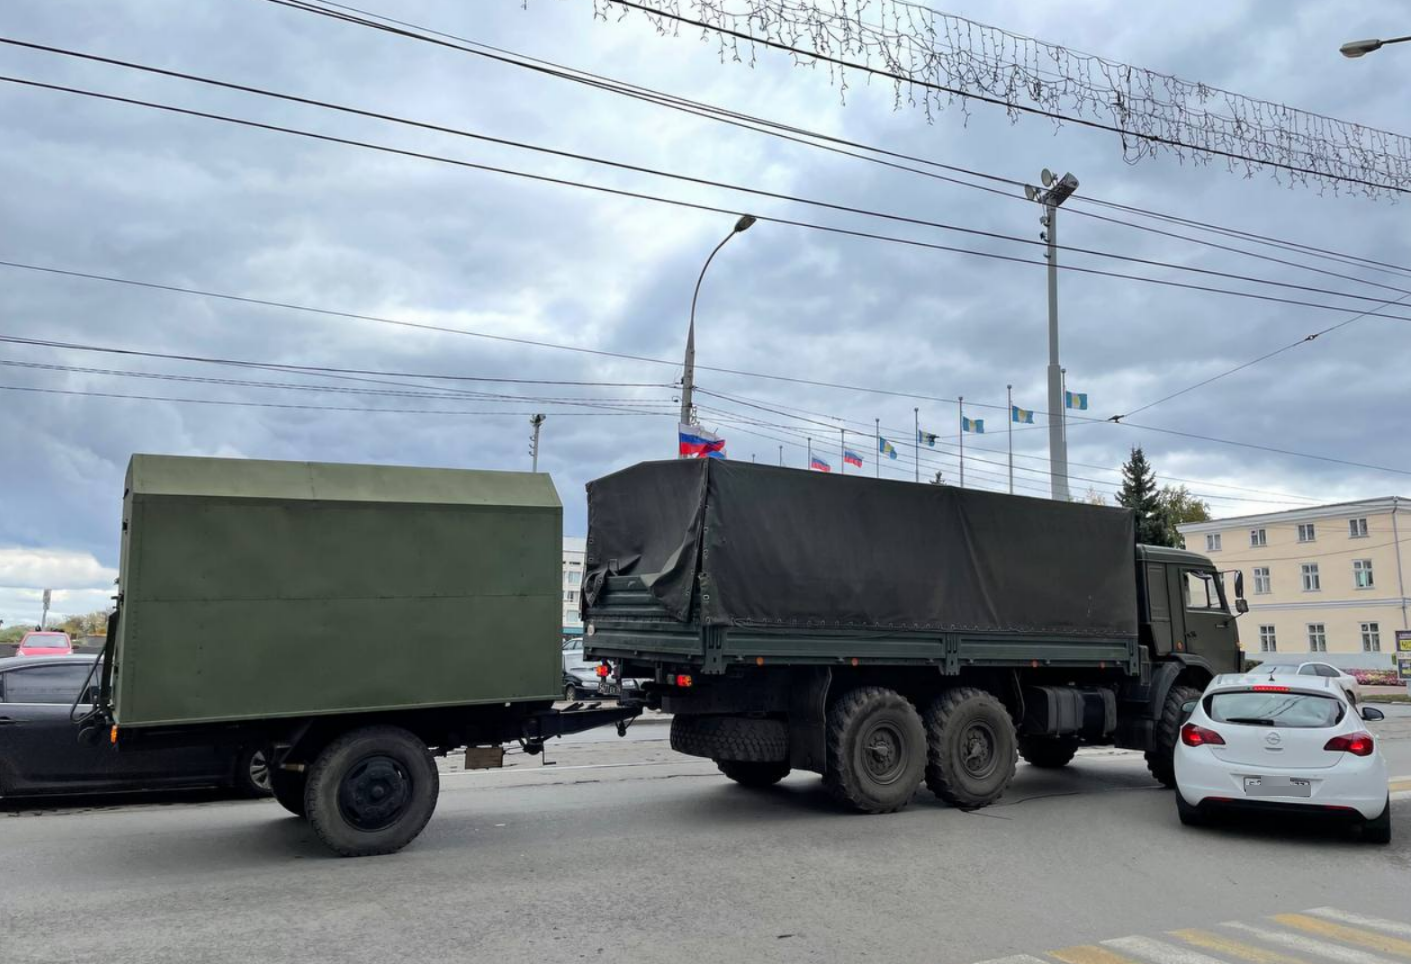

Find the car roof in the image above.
[
  {"left": 0, "top": 653, "right": 97, "bottom": 670},
  {"left": 1208, "top": 672, "right": 1343, "bottom": 695}
]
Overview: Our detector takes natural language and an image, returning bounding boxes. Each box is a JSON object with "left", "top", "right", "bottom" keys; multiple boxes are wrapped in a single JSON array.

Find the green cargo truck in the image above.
[
  {"left": 583, "top": 459, "right": 1244, "bottom": 813},
  {"left": 90, "top": 454, "right": 636, "bottom": 856}
]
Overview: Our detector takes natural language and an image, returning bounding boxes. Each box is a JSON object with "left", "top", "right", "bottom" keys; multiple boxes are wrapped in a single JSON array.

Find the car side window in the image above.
[
  {"left": 2, "top": 663, "right": 92, "bottom": 704},
  {"left": 1298, "top": 665, "right": 1318, "bottom": 676},
  {"left": 1315, "top": 664, "right": 1338, "bottom": 678}
]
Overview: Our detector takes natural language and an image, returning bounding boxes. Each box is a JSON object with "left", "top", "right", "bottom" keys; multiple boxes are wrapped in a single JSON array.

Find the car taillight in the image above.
[
  {"left": 1181, "top": 722, "right": 1226, "bottom": 747},
  {"left": 595, "top": 662, "right": 611, "bottom": 678},
  {"left": 1324, "top": 731, "right": 1374, "bottom": 756}
]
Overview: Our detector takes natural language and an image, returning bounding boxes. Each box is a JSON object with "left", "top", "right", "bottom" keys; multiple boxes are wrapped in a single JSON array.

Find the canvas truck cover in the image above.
[
  {"left": 111, "top": 455, "right": 562, "bottom": 726},
  {"left": 584, "top": 459, "right": 1138, "bottom": 637}
]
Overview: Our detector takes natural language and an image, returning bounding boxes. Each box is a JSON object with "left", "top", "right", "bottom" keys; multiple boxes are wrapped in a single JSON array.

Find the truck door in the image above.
[
  {"left": 1144, "top": 563, "right": 1174, "bottom": 654},
  {"left": 1176, "top": 568, "right": 1232, "bottom": 664}
]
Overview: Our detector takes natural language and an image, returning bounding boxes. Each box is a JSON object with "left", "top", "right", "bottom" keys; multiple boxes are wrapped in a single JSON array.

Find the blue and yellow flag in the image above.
[
  {"left": 1011, "top": 405, "right": 1034, "bottom": 424},
  {"left": 878, "top": 436, "right": 898, "bottom": 459},
  {"left": 962, "top": 416, "right": 985, "bottom": 434},
  {"left": 1065, "top": 391, "right": 1089, "bottom": 411},
  {"left": 917, "top": 429, "right": 938, "bottom": 447}
]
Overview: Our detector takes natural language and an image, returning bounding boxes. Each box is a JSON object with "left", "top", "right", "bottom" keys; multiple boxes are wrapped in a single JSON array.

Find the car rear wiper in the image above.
[{"left": 1224, "top": 717, "right": 1278, "bottom": 725}]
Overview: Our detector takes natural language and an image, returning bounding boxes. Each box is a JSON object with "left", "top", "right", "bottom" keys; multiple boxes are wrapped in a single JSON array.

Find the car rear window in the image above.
[
  {"left": 24, "top": 633, "right": 70, "bottom": 646},
  {"left": 1206, "top": 690, "right": 1344, "bottom": 728}
]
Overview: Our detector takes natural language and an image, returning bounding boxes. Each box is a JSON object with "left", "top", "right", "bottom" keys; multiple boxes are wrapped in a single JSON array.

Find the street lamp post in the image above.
[
  {"left": 1025, "top": 169, "right": 1079, "bottom": 502},
  {"left": 1340, "top": 35, "right": 1411, "bottom": 58},
  {"left": 679, "top": 215, "right": 756, "bottom": 444}
]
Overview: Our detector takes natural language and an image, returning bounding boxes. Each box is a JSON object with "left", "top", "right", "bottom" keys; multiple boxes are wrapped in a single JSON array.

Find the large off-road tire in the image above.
[
  {"left": 717, "top": 759, "right": 791, "bottom": 787},
  {"left": 1146, "top": 684, "right": 1201, "bottom": 789},
  {"left": 269, "top": 767, "right": 308, "bottom": 818},
  {"left": 1362, "top": 797, "right": 1391, "bottom": 845},
  {"left": 1018, "top": 735, "right": 1080, "bottom": 769},
  {"left": 233, "top": 747, "right": 274, "bottom": 798},
  {"left": 923, "top": 687, "right": 1018, "bottom": 810},
  {"left": 304, "top": 726, "right": 439, "bottom": 857},
  {"left": 670, "top": 715, "right": 789, "bottom": 762},
  {"left": 823, "top": 686, "right": 926, "bottom": 814}
]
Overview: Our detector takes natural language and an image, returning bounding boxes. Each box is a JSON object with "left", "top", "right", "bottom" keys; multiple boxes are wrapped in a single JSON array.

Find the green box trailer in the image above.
[{"left": 91, "top": 455, "right": 636, "bottom": 856}]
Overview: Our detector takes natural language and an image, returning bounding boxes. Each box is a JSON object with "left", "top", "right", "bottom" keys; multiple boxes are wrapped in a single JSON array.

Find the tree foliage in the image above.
[{"left": 1115, "top": 449, "right": 1212, "bottom": 547}]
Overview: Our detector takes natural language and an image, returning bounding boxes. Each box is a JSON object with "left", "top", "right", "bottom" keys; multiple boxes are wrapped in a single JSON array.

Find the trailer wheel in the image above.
[
  {"left": 304, "top": 726, "right": 439, "bottom": 857},
  {"left": 1145, "top": 684, "right": 1201, "bottom": 789},
  {"left": 823, "top": 686, "right": 926, "bottom": 814},
  {"left": 923, "top": 688, "right": 1017, "bottom": 809},
  {"left": 269, "top": 768, "right": 308, "bottom": 818},
  {"left": 716, "top": 759, "right": 791, "bottom": 788},
  {"left": 1017, "top": 736, "right": 1079, "bottom": 769}
]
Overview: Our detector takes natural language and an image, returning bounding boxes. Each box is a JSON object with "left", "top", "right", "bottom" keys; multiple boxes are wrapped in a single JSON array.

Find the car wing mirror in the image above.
[
  {"left": 1181, "top": 700, "right": 1198, "bottom": 714},
  {"left": 1360, "top": 706, "right": 1385, "bottom": 722}
]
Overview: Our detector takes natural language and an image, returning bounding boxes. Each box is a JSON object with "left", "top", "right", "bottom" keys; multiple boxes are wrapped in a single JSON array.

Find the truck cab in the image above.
[{"left": 1136, "top": 545, "right": 1243, "bottom": 677}]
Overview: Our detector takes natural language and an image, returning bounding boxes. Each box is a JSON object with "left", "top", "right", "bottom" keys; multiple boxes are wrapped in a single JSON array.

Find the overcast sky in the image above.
[{"left": 1, "top": 0, "right": 1408, "bottom": 624}]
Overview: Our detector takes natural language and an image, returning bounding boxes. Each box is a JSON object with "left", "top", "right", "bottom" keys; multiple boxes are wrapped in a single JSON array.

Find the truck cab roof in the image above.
[{"left": 1136, "top": 545, "right": 1215, "bottom": 569}]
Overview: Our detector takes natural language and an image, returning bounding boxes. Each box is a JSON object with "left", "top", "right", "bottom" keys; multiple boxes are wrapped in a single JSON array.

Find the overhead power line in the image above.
[{"left": 597, "top": 0, "right": 1411, "bottom": 199}]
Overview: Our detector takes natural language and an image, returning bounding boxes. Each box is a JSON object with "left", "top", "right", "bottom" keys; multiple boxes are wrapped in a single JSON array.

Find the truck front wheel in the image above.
[
  {"left": 717, "top": 760, "right": 791, "bottom": 787},
  {"left": 824, "top": 686, "right": 926, "bottom": 814},
  {"left": 923, "top": 688, "right": 1018, "bottom": 809},
  {"left": 1145, "top": 684, "right": 1201, "bottom": 789},
  {"left": 304, "top": 726, "right": 440, "bottom": 857}
]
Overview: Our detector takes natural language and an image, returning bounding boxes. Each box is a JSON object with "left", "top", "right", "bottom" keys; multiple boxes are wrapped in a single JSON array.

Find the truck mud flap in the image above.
[{"left": 787, "top": 667, "right": 831, "bottom": 773}]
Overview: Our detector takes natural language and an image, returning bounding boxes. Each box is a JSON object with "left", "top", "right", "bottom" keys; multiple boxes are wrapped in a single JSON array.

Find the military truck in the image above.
[
  {"left": 583, "top": 459, "right": 1244, "bottom": 813},
  {"left": 89, "top": 455, "right": 636, "bottom": 856}
]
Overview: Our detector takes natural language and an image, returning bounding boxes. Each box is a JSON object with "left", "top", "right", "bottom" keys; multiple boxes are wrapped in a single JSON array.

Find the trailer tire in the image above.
[
  {"left": 670, "top": 715, "right": 788, "bottom": 762},
  {"left": 304, "top": 726, "right": 439, "bottom": 857},
  {"left": 269, "top": 768, "right": 307, "bottom": 818},
  {"left": 823, "top": 686, "right": 926, "bottom": 814},
  {"left": 923, "top": 687, "right": 1017, "bottom": 810},
  {"left": 717, "top": 759, "right": 791, "bottom": 787},
  {"left": 1017, "top": 736, "right": 1079, "bottom": 769},
  {"left": 1146, "top": 684, "right": 1201, "bottom": 789}
]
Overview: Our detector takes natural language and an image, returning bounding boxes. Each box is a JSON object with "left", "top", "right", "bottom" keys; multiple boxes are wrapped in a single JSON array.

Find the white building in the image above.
[{"left": 562, "top": 536, "right": 585, "bottom": 636}]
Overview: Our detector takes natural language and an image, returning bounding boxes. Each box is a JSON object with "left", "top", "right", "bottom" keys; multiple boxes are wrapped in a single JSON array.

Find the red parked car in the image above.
[{"left": 15, "top": 632, "right": 73, "bottom": 657}]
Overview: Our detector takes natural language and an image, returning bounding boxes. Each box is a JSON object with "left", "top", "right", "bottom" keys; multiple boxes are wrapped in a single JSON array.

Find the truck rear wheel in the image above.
[
  {"left": 923, "top": 688, "right": 1017, "bottom": 809},
  {"left": 670, "top": 715, "right": 788, "bottom": 762},
  {"left": 1145, "top": 684, "right": 1201, "bottom": 789},
  {"left": 717, "top": 760, "right": 791, "bottom": 787},
  {"left": 824, "top": 686, "right": 926, "bottom": 814},
  {"left": 304, "top": 726, "right": 439, "bottom": 857},
  {"left": 269, "top": 767, "right": 307, "bottom": 818},
  {"left": 1018, "top": 736, "right": 1079, "bottom": 769}
]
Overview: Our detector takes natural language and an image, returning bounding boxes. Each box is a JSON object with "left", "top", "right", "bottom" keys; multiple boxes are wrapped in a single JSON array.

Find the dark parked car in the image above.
[{"left": 0, "top": 655, "right": 270, "bottom": 799}]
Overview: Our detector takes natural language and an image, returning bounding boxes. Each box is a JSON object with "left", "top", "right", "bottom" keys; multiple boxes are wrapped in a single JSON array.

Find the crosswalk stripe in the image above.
[
  {"left": 1224, "top": 922, "right": 1401, "bottom": 964},
  {"left": 1105, "top": 935, "right": 1230, "bottom": 964},
  {"left": 1307, "top": 912, "right": 1411, "bottom": 941},
  {"left": 1171, "top": 928, "right": 1312, "bottom": 964},
  {"left": 1273, "top": 915, "right": 1411, "bottom": 958},
  {"left": 1051, "top": 945, "right": 1144, "bottom": 964}
]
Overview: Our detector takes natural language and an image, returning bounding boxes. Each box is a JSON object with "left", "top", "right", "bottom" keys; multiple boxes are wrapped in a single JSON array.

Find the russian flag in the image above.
[
  {"left": 810, "top": 455, "right": 832, "bottom": 473},
  {"left": 843, "top": 449, "right": 863, "bottom": 468},
  {"left": 679, "top": 423, "right": 726, "bottom": 459}
]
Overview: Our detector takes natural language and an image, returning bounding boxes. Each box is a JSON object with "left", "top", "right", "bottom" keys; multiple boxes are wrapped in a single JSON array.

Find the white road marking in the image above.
[
  {"left": 1104, "top": 935, "right": 1231, "bottom": 964},
  {"left": 975, "top": 955, "right": 1052, "bottom": 964},
  {"left": 1223, "top": 922, "right": 1401, "bottom": 964},
  {"left": 1306, "top": 910, "right": 1411, "bottom": 940}
]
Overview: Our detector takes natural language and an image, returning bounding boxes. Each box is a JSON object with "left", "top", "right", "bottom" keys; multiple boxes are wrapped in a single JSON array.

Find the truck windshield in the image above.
[
  {"left": 1207, "top": 691, "right": 1343, "bottom": 728},
  {"left": 1182, "top": 571, "right": 1227, "bottom": 612}
]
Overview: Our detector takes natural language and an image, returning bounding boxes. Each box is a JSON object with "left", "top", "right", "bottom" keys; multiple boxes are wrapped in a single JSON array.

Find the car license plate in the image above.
[{"left": 1243, "top": 776, "right": 1312, "bottom": 798}]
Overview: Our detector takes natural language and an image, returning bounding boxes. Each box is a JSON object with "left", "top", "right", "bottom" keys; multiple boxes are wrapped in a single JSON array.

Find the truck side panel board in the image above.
[{"left": 113, "top": 455, "right": 562, "bottom": 727}]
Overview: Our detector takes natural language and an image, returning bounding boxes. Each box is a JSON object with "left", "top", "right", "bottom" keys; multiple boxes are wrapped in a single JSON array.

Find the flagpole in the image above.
[
  {"left": 1007, "top": 384, "right": 1014, "bottom": 495},
  {"left": 807, "top": 436, "right": 812, "bottom": 471},
  {"left": 1060, "top": 368, "right": 1068, "bottom": 465},
  {"left": 874, "top": 418, "right": 881, "bottom": 478},
  {"left": 840, "top": 428, "right": 846, "bottom": 475},
  {"left": 958, "top": 396, "right": 965, "bottom": 489},
  {"left": 778, "top": 445, "right": 783, "bottom": 466},
  {"left": 913, "top": 408, "right": 920, "bottom": 483}
]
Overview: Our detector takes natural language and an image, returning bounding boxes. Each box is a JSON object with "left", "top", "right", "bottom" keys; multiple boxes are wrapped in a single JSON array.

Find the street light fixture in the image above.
[
  {"left": 1340, "top": 35, "right": 1411, "bottom": 58},
  {"left": 678, "top": 215, "right": 755, "bottom": 443}
]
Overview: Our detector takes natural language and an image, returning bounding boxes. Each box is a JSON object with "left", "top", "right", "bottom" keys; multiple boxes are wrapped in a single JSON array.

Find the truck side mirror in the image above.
[
  {"left": 1233, "top": 571, "right": 1244, "bottom": 598},
  {"left": 1236, "top": 598, "right": 1249, "bottom": 614}
]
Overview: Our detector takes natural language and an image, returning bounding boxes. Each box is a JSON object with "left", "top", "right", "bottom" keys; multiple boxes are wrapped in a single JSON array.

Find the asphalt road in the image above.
[{"left": 4, "top": 715, "right": 1410, "bottom": 964}]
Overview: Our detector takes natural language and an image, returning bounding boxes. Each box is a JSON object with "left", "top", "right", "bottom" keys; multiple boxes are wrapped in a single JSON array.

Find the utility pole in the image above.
[
  {"left": 1026, "top": 169, "right": 1079, "bottom": 502},
  {"left": 529, "top": 414, "right": 546, "bottom": 472}
]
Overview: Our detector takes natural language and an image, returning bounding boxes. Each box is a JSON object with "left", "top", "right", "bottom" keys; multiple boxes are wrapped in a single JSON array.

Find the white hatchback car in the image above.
[{"left": 1174, "top": 673, "right": 1389, "bottom": 843}]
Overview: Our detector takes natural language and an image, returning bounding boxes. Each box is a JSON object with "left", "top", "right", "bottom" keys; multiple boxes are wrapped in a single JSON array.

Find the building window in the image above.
[
  {"left": 1361, "top": 622, "right": 1381, "bottom": 652},
  {"left": 1353, "top": 559, "right": 1374, "bottom": 589},
  {"left": 1249, "top": 528, "right": 1267, "bottom": 547},
  {"left": 1297, "top": 523, "right": 1315, "bottom": 543},
  {"left": 1307, "top": 623, "right": 1327, "bottom": 652},
  {"left": 1205, "top": 533, "right": 1221, "bottom": 552},
  {"left": 565, "top": 570, "right": 581, "bottom": 586},
  {"left": 1300, "top": 563, "right": 1320, "bottom": 592},
  {"left": 1258, "top": 625, "right": 1277, "bottom": 652},
  {"left": 1349, "top": 517, "right": 1369, "bottom": 538},
  {"left": 565, "top": 590, "right": 577, "bottom": 604},
  {"left": 1253, "top": 567, "right": 1271, "bottom": 594}
]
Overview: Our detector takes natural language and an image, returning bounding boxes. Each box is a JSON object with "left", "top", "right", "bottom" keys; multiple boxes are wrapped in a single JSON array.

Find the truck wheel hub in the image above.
[
  {"left": 961, "top": 722, "right": 997, "bottom": 778},
  {"left": 861, "top": 721, "right": 906, "bottom": 784},
  {"left": 338, "top": 755, "right": 412, "bottom": 832}
]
